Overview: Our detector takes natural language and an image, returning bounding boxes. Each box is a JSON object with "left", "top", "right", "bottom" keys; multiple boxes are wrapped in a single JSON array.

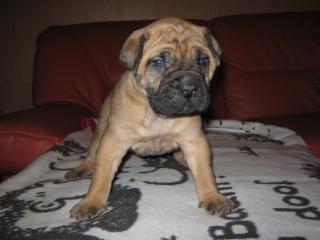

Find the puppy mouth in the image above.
[{"left": 147, "top": 70, "right": 210, "bottom": 116}]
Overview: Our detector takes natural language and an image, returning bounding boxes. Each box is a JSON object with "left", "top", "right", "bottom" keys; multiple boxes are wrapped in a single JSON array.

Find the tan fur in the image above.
[{"left": 65, "top": 17, "right": 233, "bottom": 220}]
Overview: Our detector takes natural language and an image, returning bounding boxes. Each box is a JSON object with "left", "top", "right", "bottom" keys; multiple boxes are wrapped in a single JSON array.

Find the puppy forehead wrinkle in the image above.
[{"left": 147, "top": 22, "right": 203, "bottom": 46}]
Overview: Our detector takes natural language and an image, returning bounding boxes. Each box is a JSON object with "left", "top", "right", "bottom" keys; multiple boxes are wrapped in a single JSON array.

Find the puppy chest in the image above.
[
  {"left": 137, "top": 117, "right": 176, "bottom": 136},
  {"left": 131, "top": 135, "right": 179, "bottom": 157}
]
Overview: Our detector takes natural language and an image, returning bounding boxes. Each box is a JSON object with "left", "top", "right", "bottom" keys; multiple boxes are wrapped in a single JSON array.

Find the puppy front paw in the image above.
[
  {"left": 70, "top": 199, "right": 107, "bottom": 220},
  {"left": 199, "top": 193, "right": 234, "bottom": 216}
]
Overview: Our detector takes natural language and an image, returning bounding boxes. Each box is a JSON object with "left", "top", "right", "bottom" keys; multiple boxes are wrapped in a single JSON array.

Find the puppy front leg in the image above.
[
  {"left": 180, "top": 134, "right": 233, "bottom": 215},
  {"left": 70, "top": 134, "right": 128, "bottom": 220}
]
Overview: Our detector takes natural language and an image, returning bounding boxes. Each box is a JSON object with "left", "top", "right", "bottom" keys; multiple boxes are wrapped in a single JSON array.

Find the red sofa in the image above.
[{"left": 1, "top": 12, "right": 319, "bottom": 177}]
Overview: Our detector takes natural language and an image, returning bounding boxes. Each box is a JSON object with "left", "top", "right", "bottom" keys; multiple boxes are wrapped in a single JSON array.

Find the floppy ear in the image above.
[
  {"left": 204, "top": 30, "right": 221, "bottom": 66},
  {"left": 119, "top": 30, "right": 148, "bottom": 71}
]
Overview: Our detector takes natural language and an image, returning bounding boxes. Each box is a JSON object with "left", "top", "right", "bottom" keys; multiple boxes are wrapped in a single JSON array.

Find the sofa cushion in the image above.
[
  {"left": 211, "top": 12, "right": 320, "bottom": 120},
  {"left": 0, "top": 104, "right": 92, "bottom": 175},
  {"left": 34, "top": 21, "right": 149, "bottom": 115}
]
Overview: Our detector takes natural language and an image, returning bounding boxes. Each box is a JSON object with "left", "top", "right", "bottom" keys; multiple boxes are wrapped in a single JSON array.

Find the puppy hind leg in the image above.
[
  {"left": 65, "top": 128, "right": 104, "bottom": 180},
  {"left": 173, "top": 150, "right": 188, "bottom": 168},
  {"left": 65, "top": 98, "right": 111, "bottom": 180},
  {"left": 65, "top": 159, "right": 93, "bottom": 180}
]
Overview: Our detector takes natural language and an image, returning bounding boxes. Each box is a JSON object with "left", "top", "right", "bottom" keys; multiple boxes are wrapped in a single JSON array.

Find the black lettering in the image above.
[
  {"left": 222, "top": 208, "right": 248, "bottom": 220},
  {"left": 222, "top": 192, "right": 237, "bottom": 197},
  {"left": 278, "top": 237, "right": 306, "bottom": 240},
  {"left": 254, "top": 180, "right": 295, "bottom": 185},
  {"left": 209, "top": 221, "right": 259, "bottom": 239},
  {"left": 274, "top": 207, "right": 320, "bottom": 220},
  {"left": 218, "top": 181, "right": 235, "bottom": 196},
  {"left": 218, "top": 182, "right": 231, "bottom": 185},
  {"left": 219, "top": 186, "right": 233, "bottom": 191},
  {"left": 274, "top": 186, "right": 298, "bottom": 195},
  {"left": 229, "top": 196, "right": 241, "bottom": 209},
  {"left": 282, "top": 196, "right": 310, "bottom": 207}
]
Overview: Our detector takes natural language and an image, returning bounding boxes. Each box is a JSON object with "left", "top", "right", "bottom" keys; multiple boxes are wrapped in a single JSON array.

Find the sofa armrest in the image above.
[{"left": 0, "top": 103, "right": 93, "bottom": 176}]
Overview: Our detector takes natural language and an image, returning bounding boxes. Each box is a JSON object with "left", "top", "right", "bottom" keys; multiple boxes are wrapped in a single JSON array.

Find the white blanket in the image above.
[{"left": 1, "top": 120, "right": 320, "bottom": 240}]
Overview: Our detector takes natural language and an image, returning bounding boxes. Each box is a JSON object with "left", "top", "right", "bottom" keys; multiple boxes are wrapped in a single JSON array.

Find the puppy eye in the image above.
[
  {"left": 150, "top": 57, "right": 165, "bottom": 68},
  {"left": 197, "top": 57, "right": 208, "bottom": 66}
]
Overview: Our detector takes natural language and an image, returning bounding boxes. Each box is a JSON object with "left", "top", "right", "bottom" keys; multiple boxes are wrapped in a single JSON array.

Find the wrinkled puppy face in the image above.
[
  {"left": 146, "top": 49, "right": 212, "bottom": 116},
  {"left": 120, "top": 18, "right": 221, "bottom": 116}
]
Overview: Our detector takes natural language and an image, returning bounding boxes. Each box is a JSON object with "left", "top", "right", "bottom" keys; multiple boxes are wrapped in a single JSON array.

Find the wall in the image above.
[{"left": 1, "top": 0, "right": 319, "bottom": 114}]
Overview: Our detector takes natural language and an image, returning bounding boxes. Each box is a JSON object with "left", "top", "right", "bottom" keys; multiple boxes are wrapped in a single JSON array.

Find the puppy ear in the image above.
[
  {"left": 119, "top": 30, "right": 148, "bottom": 71},
  {"left": 204, "top": 30, "right": 221, "bottom": 66}
]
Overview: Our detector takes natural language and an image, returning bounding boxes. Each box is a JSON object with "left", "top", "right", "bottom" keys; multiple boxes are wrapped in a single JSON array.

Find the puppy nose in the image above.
[
  {"left": 177, "top": 74, "right": 200, "bottom": 98},
  {"left": 180, "top": 84, "right": 197, "bottom": 98}
]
